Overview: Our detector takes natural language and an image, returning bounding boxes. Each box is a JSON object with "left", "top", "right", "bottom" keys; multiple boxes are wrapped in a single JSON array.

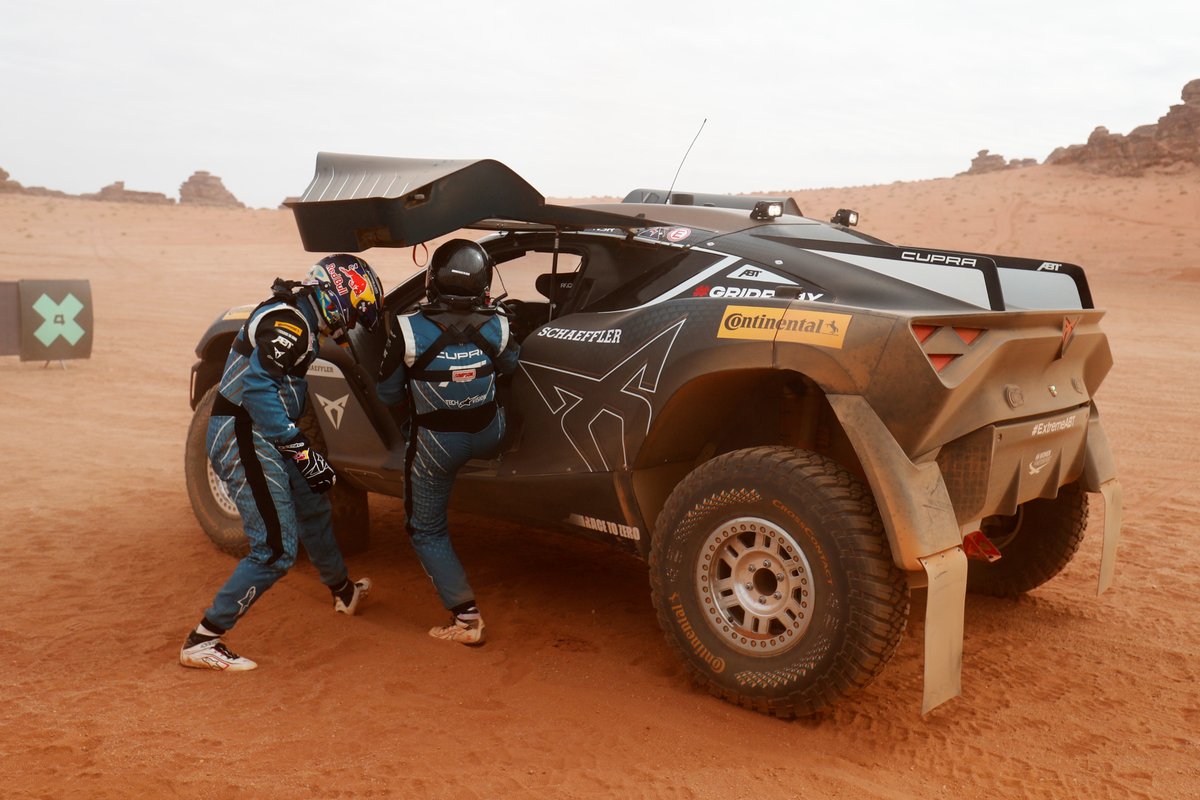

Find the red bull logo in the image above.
[
  {"left": 326, "top": 266, "right": 347, "bottom": 295},
  {"left": 344, "top": 268, "right": 369, "bottom": 297}
]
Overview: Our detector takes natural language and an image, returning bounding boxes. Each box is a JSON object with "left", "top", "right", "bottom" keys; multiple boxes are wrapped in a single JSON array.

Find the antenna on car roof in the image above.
[{"left": 664, "top": 118, "right": 706, "bottom": 205}]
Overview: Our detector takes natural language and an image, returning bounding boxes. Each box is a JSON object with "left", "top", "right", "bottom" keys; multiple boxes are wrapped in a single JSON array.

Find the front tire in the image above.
[
  {"left": 184, "top": 385, "right": 370, "bottom": 557},
  {"left": 649, "top": 446, "right": 908, "bottom": 717}
]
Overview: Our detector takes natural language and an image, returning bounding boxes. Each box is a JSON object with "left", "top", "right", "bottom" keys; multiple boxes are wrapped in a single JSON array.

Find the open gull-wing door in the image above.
[{"left": 285, "top": 152, "right": 666, "bottom": 252}]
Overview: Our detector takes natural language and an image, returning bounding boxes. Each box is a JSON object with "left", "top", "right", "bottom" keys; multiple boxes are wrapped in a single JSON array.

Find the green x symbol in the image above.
[{"left": 32, "top": 293, "right": 86, "bottom": 346}]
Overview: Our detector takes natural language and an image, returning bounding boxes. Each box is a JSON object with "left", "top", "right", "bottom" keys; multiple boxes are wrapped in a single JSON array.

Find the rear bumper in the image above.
[
  {"left": 828, "top": 394, "right": 1119, "bottom": 572},
  {"left": 937, "top": 404, "right": 1091, "bottom": 524}
]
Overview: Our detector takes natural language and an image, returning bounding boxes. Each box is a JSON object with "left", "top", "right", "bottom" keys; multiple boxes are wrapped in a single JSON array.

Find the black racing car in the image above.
[{"left": 185, "top": 154, "right": 1122, "bottom": 717}]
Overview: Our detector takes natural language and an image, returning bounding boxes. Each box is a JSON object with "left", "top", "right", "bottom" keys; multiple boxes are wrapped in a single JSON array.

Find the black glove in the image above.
[{"left": 275, "top": 432, "right": 337, "bottom": 494}]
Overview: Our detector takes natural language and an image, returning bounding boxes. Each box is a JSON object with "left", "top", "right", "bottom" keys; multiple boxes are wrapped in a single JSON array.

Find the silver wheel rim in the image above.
[
  {"left": 206, "top": 461, "right": 239, "bottom": 517},
  {"left": 694, "top": 516, "right": 815, "bottom": 656}
]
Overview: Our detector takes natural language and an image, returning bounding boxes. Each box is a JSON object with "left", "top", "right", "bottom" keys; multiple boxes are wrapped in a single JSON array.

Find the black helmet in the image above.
[{"left": 427, "top": 239, "right": 492, "bottom": 309}]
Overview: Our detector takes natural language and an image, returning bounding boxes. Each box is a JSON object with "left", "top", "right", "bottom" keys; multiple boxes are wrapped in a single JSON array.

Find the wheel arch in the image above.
[
  {"left": 189, "top": 330, "right": 237, "bottom": 409},
  {"left": 630, "top": 368, "right": 866, "bottom": 542}
]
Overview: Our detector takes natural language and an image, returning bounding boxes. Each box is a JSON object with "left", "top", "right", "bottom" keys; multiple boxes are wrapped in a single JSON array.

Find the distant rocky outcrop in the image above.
[
  {"left": 179, "top": 171, "right": 244, "bottom": 208},
  {"left": 79, "top": 181, "right": 175, "bottom": 205},
  {"left": 0, "top": 166, "right": 247, "bottom": 207},
  {"left": 960, "top": 150, "right": 1038, "bottom": 176},
  {"left": 1044, "top": 78, "right": 1200, "bottom": 175},
  {"left": 960, "top": 78, "right": 1200, "bottom": 177},
  {"left": 0, "top": 167, "right": 71, "bottom": 198}
]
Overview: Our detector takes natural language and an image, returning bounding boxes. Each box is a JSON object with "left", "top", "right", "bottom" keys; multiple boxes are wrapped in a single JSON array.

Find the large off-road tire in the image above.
[
  {"left": 184, "top": 385, "right": 370, "bottom": 557},
  {"left": 967, "top": 482, "right": 1088, "bottom": 597},
  {"left": 649, "top": 446, "right": 909, "bottom": 718}
]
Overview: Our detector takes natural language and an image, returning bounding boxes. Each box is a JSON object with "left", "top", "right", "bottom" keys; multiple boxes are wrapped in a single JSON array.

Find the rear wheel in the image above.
[
  {"left": 184, "top": 385, "right": 370, "bottom": 557},
  {"left": 967, "top": 482, "right": 1088, "bottom": 597},
  {"left": 649, "top": 446, "right": 908, "bottom": 717}
]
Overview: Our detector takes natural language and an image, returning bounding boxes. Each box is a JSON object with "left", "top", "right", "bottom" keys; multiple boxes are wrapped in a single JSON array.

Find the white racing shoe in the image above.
[
  {"left": 179, "top": 638, "right": 257, "bottom": 671},
  {"left": 429, "top": 613, "right": 485, "bottom": 646},
  {"left": 334, "top": 578, "right": 372, "bottom": 616}
]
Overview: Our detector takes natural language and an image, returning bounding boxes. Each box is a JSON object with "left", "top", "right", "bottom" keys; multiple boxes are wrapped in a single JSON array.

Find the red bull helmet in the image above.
[{"left": 307, "top": 254, "right": 384, "bottom": 338}]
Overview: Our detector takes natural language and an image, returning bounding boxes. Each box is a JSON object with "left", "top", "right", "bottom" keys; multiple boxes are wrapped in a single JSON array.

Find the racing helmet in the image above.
[
  {"left": 307, "top": 254, "right": 384, "bottom": 336},
  {"left": 427, "top": 239, "right": 492, "bottom": 309}
]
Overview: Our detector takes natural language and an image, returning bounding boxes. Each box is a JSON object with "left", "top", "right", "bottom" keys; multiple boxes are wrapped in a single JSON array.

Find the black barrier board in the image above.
[
  {"left": 18, "top": 280, "right": 93, "bottom": 362},
  {"left": 0, "top": 282, "right": 18, "bottom": 356}
]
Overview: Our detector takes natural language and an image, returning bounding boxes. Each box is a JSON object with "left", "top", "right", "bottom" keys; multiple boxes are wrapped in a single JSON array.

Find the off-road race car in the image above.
[{"left": 185, "top": 153, "right": 1122, "bottom": 717}]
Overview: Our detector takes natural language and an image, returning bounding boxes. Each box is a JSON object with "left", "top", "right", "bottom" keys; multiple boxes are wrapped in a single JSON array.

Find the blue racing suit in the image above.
[
  {"left": 202, "top": 294, "right": 350, "bottom": 632},
  {"left": 376, "top": 306, "right": 519, "bottom": 612}
]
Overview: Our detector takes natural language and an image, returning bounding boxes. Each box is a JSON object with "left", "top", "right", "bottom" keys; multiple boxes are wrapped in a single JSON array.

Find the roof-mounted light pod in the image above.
[
  {"left": 751, "top": 200, "right": 784, "bottom": 220},
  {"left": 831, "top": 208, "right": 859, "bottom": 227}
]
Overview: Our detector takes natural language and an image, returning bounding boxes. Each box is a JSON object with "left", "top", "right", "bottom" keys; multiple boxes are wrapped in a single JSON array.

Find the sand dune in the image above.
[{"left": 1, "top": 164, "right": 1197, "bottom": 798}]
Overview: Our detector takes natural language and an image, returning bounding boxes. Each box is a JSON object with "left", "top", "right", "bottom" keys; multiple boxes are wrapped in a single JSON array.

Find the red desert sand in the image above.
[{"left": 1, "top": 165, "right": 1197, "bottom": 798}]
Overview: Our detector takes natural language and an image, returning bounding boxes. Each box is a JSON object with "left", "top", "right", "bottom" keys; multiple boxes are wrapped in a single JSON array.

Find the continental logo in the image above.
[
  {"left": 718, "top": 305, "right": 852, "bottom": 348},
  {"left": 669, "top": 593, "right": 726, "bottom": 674},
  {"left": 274, "top": 320, "right": 303, "bottom": 336},
  {"left": 771, "top": 499, "right": 832, "bottom": 585}
]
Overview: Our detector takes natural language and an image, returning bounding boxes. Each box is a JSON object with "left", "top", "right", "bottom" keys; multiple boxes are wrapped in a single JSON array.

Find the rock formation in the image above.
[
  {"left": 959, "top": 150, "right": 1037, "bottom": 176},
  {"left": 79, "top": 181, "right": 175, "bottom": 205},
  {"left": 179, "top": 171, "right": 244, "bottom": 208},
  {"left": 0, "top": 167, "right": 71, "bottom": 198},
  {"left": 1045, "top": 78, "right": 1200, "bottom": 175}
]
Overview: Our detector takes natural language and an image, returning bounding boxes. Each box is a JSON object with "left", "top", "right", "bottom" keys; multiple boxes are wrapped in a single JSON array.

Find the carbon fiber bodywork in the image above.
[{"left": 189, "top": 154, "right": 1121, "bottom": 714}]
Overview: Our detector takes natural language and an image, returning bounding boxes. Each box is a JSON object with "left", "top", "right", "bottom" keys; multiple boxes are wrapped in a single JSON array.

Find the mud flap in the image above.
[
  {"left": 918, "top": 546, "right": 967, "bottom": 715},
  {"left": 1097, "top": 478, "right": 1122, "bottom": 595}
]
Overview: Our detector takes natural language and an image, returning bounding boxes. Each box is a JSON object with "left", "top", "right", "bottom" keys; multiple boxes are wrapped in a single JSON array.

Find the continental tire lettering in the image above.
[
  {"left": 671, "top": 602, "right": 726, "bottom": 674},
  {"left": 718, "top": 305, "right": 851, "bottom": 348},
  {"left": 770, "top": 499, "right": 833, "bottom": 586}
]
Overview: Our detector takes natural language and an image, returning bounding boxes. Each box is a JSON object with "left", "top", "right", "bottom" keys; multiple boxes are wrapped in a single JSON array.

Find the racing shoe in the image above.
[
  {"left": 334, "top": 577, "right": 372, "bottom": 616},
  {"left": 429, "top": 612, "right": 485, "bottom": 646},
  {"left": 179, "top": 637, "right": 257, "bottom": 671}
]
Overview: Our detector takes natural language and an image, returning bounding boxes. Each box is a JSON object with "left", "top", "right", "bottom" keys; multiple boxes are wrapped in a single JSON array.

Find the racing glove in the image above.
[{"left": 275, "top": 432, "right": 337, "bottom": 494}]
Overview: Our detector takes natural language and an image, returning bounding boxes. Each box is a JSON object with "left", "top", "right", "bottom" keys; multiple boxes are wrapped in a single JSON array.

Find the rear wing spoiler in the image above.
[{"left": 285, "top": 153, "right": 668, "bottom": 252}]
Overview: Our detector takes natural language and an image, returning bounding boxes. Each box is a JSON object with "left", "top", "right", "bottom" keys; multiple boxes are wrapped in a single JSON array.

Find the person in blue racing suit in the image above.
[
  {"left": 376, "top": 239, "right": 519, "bottom": 646},
  {"left": 180, "top": 254, "right": 385, "bottom": 671}
]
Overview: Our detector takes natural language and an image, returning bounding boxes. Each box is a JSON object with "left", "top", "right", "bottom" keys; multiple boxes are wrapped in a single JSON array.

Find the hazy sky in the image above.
[{"left": 3, "top": 0, "right": 1196, "bottom": 208}]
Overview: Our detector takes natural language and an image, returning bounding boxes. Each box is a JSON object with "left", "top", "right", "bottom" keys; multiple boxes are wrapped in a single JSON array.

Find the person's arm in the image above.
[
  {"left": 376, "top": 326, "right": 409, "bottom": 407},
  {"left": 240, "top": 310, "right": 310, "bottom": 442},
  {"left": 495, "top": 338, "right": 520, "bottom": 376},
  {"left": 493, "top": 315, "right": 520, "bottom": 376}
]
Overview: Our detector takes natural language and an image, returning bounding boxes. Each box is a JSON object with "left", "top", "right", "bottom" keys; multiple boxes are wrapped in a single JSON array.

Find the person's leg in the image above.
[
  {"left": 202, "top": 423, "right": 301, "bottom": 629},
  {"left": 292, "top": 461, "right": 345, "bottom": 586},
  {"left": 292, "top": 461, "right": 371, "bottom": 614},
  {"left": 404, "top": 426, "right": 475, "bottom": 610},
  {"left": 182, "top": 418, "right": 299, "bottom": 670}
]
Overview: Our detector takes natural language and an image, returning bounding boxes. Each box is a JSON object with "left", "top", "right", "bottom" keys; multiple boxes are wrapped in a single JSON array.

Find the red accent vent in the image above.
[
  {"left": 927, "top": 354, "right": 957, "bottom": 372},
  {"left": 913, "top": 321, "right": 988, "bottom": 374},
  {"left": 912, "top": 324, "right": 937, "bottom": 344},
  {"left": 954, "top": 327, "right": 983, "bottom": 345}
]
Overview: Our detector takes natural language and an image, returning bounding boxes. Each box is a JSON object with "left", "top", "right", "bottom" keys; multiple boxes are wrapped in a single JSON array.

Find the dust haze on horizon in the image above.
[{"left": 2, "top": 0, "right": 1197, "bottom": 208}]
